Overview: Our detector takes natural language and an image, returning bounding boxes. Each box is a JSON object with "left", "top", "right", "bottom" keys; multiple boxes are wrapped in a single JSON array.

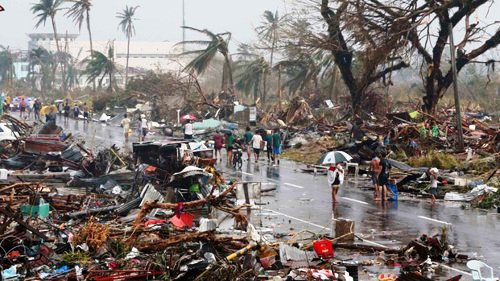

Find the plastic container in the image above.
[
  {"left": 20, "top": 199, "right": 50, "bottom": 218},
  {"left": 0, "top": 168, "right": 8, "bottom": 180},
  {"left": 313, "top": 239, "right": 334, "bottom": 259}
]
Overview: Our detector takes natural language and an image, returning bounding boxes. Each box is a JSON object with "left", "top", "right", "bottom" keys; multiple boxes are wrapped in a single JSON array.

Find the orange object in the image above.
[
  {"left": 144, "top": 219, "right": 166, "bottom": 227},
  {"left": 378, "top": 273, "right": 397, "bottom": 281},
  {"left": 145, "top": 166, "right": 157, "bottom": 173},
  {"left": 169, "top": 212, "right": 194, "bottom": 228},
  {"left": 313, "top": 239, "right": 334, "bottom": 259}
]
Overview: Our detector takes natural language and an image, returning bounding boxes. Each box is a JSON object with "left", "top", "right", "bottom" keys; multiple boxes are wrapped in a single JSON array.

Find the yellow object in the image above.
[{"left": 40, "top": 105, "right": 60, "bottom": 116}]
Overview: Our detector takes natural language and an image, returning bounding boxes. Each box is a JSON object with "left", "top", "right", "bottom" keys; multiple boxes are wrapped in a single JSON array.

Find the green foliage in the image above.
[
  {"left": 178, "top": 27, "right": 234, "bottom": 91},
  {"left": 61, "top": 251, "right": 91, "bottom": 265},
  {"left": 234, "top": 57, "right": 269, "bottom": 99},
  {"left": 117, "top": 5, "right": 139, "bottom": 38},
  {"left": 65, "top": 0, "right": 92, "bottom": 31},
  {"left": 31, "top": 0, "right": 63, "bottom": 28},
  {"left": 0, "top": 46, "right": 15, "bottom": 87},
  {"left": 107, "top": 239, "right": 130, "bottom": 260},
  {"left": 473, "top": 190, "right": 500, "bottom": 209},
  {"left": 408, "top": 151, "right": 462, "bottom": 169},
  {"left": 82, "top": 46, "right": 116, "bottom": 92},
  {"left": 466, "top": 156, "right": 497, "bottom": 174}
]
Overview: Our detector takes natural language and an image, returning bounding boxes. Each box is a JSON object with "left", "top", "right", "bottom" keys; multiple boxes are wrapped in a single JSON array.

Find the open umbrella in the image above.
[
  {"left": 319, "top": 151, "right": 352, "bottom": 165},
  {"left": 180, "top": 114, "right": 197, "bottom": 121}
]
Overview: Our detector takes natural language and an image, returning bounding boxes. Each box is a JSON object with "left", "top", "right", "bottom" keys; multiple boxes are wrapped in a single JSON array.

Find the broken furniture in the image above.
[{"left": 467, "top": 260, "right": 497, "bottom": 281}]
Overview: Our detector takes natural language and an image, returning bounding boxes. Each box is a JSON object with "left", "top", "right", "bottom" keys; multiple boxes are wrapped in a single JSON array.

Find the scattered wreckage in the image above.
[{"left": 0, "top": 114, "right": 495, "bottom": 281}]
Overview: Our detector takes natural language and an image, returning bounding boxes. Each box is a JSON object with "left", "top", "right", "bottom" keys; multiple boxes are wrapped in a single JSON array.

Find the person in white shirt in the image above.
[
  {"left": 327, "top": 163, "right": 345, "bottom": 203},
  {"left": 184, "top": 119, "right": 193, "bottom": 140},
  {"left": 140, "top": 114, "right": 148, "bottom": 141},
  {"left": 251, "top": 131, "right": 263, "bottom": 163},
  {"left": 121, "top": 113, "right": 131, "bottom": 142}
]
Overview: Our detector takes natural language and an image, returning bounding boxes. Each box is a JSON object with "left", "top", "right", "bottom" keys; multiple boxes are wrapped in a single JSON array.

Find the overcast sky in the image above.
[
  {"left": 0, "top": 0, "right": 288, "bottom": 50},
  {"left": 1, "top": 0, "right": 498, "bottom": 57}
]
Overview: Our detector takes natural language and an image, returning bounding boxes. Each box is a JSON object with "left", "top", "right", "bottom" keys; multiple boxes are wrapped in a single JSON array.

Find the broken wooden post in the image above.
[{"left": 335, "top": 218, "right": 354, "bottom": 242}]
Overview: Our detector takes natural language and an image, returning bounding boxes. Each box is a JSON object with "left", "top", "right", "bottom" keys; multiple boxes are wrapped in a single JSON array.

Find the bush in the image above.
[{"left": 408, "top": 151, "right": 462, "bottom": 169}]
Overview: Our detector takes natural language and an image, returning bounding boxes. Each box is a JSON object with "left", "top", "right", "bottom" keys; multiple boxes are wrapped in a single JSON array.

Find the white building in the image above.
[
  {"left": 13, "top": 62, "right": 30, "bottom": 80},
  {"left": 27, "top": 33, "right": 185, "bottom": 87}
]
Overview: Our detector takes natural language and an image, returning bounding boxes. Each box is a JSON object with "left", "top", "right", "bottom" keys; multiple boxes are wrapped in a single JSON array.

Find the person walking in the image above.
[
  {"left": 46, "top": 106, "right": 57, "bottom": 125},
  {"left": 327, "top": 163, "right": 345, "bottom": 203},
  {"left": 213, "top": 130, "right": 224, "bottom": 161},
  {"left": 58, "top": 102, "right": 63, "bottom": 117},
  {"left": 272, "top": 128, "right": 281, "bottom": 166},
  {"left": 378, "top": 151, "right": 392, "bottom": 201},
  {"left": 265, "top": 130, "right": 273, "bottom": 163},
  {"left": 251, "top": 130, "right": 263, "bottom": 163},
  {"left": 140, "top": 114, "right": 148, "bottom": 141},
  {"left": 82, "top": 103, "right": 90, "bottom": 123},
  {"left": 63, "top": 102, "right": 70, "bottom": 124},
  {"left": 243, "top": 126, "right": 253, "bottom": 161},
  {"left": 369, "top": 154, "right": 381, "bottom": 200},
  {"left": 428, "top": 167, "right": 439, "bottom": 204},
  {"left": 184, "top": 119, "right": 193, "bottom": 139},
  {"left": 20, "top": 98, "right": 27, "bottom": 119},
  {"left": 33, "top": 99, "right": 41, "bottom": 121},
  {"left": 121, "top": 113, "right": 131, "bottom": 142},
  {"left": 27, "top": 99, "right": 34, "bottom": 119},
  {"left": 73, "top": 104, "right": 80, "bottom": 120},
  {"left": 226, "top": 131, "right": 235, "bottom": 165}
]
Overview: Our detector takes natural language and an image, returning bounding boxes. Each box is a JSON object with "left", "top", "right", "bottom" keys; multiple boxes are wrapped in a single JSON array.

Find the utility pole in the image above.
[
  {"left": 182, "top": 0, "right": 186, "bottom": 52},
  {"left": 448, "top": 23, "right": 464, "bottom": 151}
]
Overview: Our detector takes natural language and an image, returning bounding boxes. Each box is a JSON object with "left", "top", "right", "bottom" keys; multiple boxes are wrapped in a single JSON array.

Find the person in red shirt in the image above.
[
  {"left": 20, "top": 98, "right": 27, "bottom": 119},
  {"left": 213, "top": 130, "right": 224, "bottom": 162}
]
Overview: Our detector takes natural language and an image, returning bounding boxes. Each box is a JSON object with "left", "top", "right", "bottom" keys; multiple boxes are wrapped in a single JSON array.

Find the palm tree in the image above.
[
  {"left": 31, "top": 0, "right": 66, "bottom": 92},
  {"left": 116, "top": 5, "right": 138, "bottom": 88},
  {"left": 28, "top": 47, "right": 54, "bottom": 96},
  {"left": 256, "top": 10, "right": 282, "bottom": 102},
  {"left": 0, "top": 46, "right": 15, "bottom": 89},
  {"left": 179, "top": 26, "right": 234, "bottom": 97},
  {"left": 65, "top": 0, "right": 93, "bottom": 56},
  {"left": 82, "top": 45, "right": 117, "bottom": 92},
  {"left": 235, "top": 57, "right": 269, "bottom": 103},
  {"left": 58, "top": 51, "right": 80, "bottom": 89}
]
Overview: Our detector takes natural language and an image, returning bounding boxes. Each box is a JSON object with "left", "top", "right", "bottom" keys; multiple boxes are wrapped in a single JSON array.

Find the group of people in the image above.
[
  {"left": 369, "top": 151, "right": 440, "bottom": 204},
  {"left": 120, "top": 113, "right": 148, "bottom": 143},
  {"left": 4, "top": 96, "right": 93, "bottom": 125},
  {"left": 210, "top": 127, "right": 283, "bottom": 167},
  {"left": 368, "top": 151, "right": 395, "bottom": 201}
]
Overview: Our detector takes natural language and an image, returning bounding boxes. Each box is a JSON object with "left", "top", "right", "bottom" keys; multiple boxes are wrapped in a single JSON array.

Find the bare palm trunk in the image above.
[
  {"left": 125, "top": 35, "right": 130, "bottom": 89},
  {"left": 223, "top": 55, "right": 235, "bottom": 99},
  {"left": 86, "top": 9, "right": 95, "bottom": 91},
  {"left": 261, "top": 68, "right": 266, "bottom": 104},
  {"left": 108, "top": 70, "right": 113, "bottom": 92},
  {"left": 51, "top": 15, "right": 66, "bottom": 96},
  {"left": 263, "top": 31, "right": 277, "bottom": 103}
]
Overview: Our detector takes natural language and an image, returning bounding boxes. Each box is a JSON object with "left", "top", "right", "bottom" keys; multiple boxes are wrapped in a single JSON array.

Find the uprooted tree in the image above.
[
  {"left": 320, "top": 0, "right": 499, "bottom": 115},
  {"left": 320, "top": 0, "right": 410, "bottom": 115},
  {"left": 400, "top": 0, "right": 500, "bottom": 113}
]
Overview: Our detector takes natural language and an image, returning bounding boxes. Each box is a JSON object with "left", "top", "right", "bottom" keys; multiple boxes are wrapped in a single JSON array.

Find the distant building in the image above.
[
  {"left": 26, "top": 33, "right": 186, "bottom": 88},
  {"left": 13, "top": 62, "right": 29, "bottom": 80}
]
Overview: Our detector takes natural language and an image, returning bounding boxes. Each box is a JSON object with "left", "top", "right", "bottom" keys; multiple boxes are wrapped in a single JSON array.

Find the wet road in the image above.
[{"left": 55, "top": 117, "right": 500, "bottom": 278}]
